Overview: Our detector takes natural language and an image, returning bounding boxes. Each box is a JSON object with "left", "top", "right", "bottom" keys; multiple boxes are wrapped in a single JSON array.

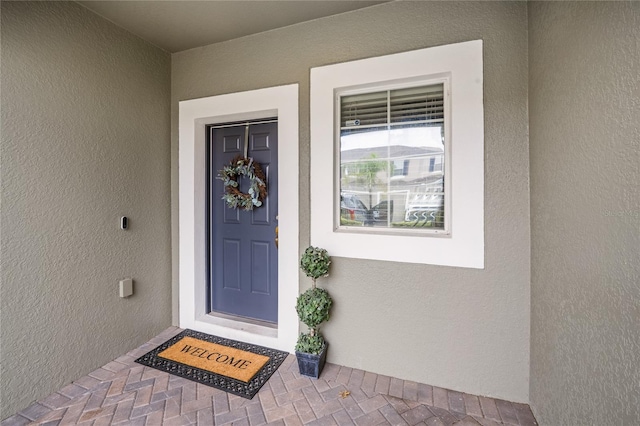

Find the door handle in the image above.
[{"left": 275, "top": 226, "right": 279, "bottom": 249}]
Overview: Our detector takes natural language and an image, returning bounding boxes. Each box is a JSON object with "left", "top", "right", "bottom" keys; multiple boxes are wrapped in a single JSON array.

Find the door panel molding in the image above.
[
  {"left": 222, "top": 239, "right": 241, "bottom": 290},
  {"left": 250, "top": 241, "right": 271, "bottom": 295}
]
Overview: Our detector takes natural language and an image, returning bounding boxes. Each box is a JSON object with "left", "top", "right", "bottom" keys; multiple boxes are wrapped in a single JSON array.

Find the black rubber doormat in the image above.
[{"left": 135, "top": 329, "right": 288, "bottom": 399}]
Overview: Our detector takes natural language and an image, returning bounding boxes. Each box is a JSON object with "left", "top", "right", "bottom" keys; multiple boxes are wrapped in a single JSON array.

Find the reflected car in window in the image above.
[
  {"left": 340, "top": 194, "right": 372, "bottom": 225},
  {"left": 371, "top": 200, "right": 393, "bottom": 224}
]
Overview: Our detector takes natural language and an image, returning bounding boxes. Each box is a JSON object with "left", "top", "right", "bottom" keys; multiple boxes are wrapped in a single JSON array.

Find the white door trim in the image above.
[{"left": 178, "top": 84, "right": 299, "bottom": 352}]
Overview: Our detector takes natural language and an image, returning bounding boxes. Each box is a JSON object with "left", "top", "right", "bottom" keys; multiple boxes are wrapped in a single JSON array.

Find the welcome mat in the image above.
[{"left": 135, "top": 329, "right": 288, "bottom": 399}]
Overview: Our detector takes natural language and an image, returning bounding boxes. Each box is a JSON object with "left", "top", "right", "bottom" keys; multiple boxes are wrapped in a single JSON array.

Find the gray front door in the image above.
[{"left": 208, "top": 121, "right": 278, "bottom": 324}]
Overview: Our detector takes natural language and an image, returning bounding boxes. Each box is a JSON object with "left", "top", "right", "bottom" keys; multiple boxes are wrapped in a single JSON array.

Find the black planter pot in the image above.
[{"left": 295, "top": 343, "right": 328, "bottom": 379}]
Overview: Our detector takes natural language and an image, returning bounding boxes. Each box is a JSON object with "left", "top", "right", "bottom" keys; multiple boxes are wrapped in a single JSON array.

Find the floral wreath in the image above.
[{"left": 217, "top": 156, "right": 267, "bottom": 210}]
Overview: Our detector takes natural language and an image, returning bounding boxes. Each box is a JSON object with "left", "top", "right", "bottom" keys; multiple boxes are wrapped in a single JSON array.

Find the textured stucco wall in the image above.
[
  {"left": 1, "top": 1, "right": 172, "bottom": 418},
  {"left": 529, "top": 2, "right": 640, "bottom": 424},
  {"left": 172, "top": 1, "right": 531, "bottom": 402}
]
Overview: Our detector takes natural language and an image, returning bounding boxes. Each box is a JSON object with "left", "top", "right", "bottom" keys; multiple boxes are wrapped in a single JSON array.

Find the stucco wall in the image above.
[
  {"left": 529, "top": 2, "right": 640, "bottom": 424},
  {"left": 172, "top": 1, "right": 531, "bottom": 402},
  {"left": 0, "top": 1, "right": 172, "bottom": 418}
]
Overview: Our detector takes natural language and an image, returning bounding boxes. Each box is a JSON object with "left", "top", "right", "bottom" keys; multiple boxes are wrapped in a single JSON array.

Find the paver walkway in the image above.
[{"left": 2, "top": 327, "right": 537, "bottom": 426}]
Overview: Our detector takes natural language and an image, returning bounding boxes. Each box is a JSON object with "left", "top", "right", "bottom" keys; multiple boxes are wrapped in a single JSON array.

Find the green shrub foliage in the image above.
[
  {"left": 295, "top": 332, "right": 325, "bottom": 355},
  {"left": 296, "top": 287, "right": 333, "bottom": 330},
  {"left": 300, "top": 246, "right": 331, "bottom": 283}
]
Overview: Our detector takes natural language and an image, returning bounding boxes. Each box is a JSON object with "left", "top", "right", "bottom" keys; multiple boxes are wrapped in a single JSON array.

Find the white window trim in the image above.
[
  {"left": 310, "top": 40, "right": 484, "bottom": 268},
  {"left": 179, "top": 84, "right": 299, "bottom": 352}
]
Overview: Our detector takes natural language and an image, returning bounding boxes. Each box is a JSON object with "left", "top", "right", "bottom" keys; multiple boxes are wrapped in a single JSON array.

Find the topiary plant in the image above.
[
  {"left": 296, "top": 246, "right": 332, "bottom": 355},
  {"left": 300, "top": 246, "right": 331, "bottom": 287}
]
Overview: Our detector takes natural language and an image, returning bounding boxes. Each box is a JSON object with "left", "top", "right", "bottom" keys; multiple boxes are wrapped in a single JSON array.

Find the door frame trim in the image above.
[{"left": 179, "top": 84, "right": 299, "bottom": 352}]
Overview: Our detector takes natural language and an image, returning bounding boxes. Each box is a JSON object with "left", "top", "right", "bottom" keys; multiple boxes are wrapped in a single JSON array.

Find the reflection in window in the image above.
[{"left": 339, "top": 84, "right": 445, "bottom": 230}]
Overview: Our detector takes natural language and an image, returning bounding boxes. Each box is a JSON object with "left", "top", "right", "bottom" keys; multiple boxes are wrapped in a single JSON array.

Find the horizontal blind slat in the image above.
[{"left": 341, "top": 83, "right": 444, "bottom": 128}]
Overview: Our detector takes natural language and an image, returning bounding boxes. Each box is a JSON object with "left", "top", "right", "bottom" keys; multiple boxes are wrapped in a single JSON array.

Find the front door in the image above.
[{"left": 208, "top": 121, "right": 278, "bottom": 324}]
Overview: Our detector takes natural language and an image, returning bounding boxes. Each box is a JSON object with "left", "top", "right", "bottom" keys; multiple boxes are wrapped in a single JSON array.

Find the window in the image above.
[
  {"left": 310, "top": 40, "right": 484, "bottom": 268},
  {"left": 338, "top": 82, "right": 448, "bottom": 232}
]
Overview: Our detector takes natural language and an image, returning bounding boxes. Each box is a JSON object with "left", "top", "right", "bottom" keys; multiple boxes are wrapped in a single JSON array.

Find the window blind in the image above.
[{"left": 341, "top": 84, "right": 444, "bottom": 129}]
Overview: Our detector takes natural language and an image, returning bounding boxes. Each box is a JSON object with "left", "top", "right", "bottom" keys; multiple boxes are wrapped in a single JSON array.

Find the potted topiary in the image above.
[{"left": 295, "top": 246, "right": 332, "bottom": 378}]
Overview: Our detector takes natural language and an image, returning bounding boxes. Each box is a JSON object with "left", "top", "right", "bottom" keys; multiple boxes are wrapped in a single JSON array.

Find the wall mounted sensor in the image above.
[
  {"left": 120, "top": 216, "right": 128, "bottom": 230},
  {"left": 119, "top": 278, "right": 133, "bottom": 298}
]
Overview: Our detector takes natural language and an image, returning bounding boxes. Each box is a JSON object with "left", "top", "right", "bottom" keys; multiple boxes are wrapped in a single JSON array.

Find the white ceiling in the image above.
[{"left": 77, "top": 1, "right": 388, "bottom": 53}]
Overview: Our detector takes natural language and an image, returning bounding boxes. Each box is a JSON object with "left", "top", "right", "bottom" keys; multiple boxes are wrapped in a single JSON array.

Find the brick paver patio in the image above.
[{"left": 2, "top": 327, "right": 537, "bottom": 425}]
